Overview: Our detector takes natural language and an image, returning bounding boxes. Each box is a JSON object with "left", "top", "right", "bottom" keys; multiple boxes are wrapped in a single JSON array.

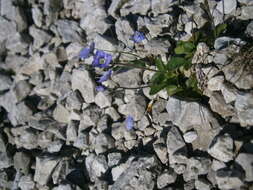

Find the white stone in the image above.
[{"left": 217, "top": 0, "right": 237, "bottom": 14}]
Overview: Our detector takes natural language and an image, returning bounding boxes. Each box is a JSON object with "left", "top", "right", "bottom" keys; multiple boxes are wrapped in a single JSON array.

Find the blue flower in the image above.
[
  {"left": 98, "top": 69, "right": 112, "bottom": 83},
  {"left": 130, "top": 31, "right": 146, "bottom": 43},
  {"left": 79, "top": 42, "right": 95, "bottom": 59},
  {"left": 125, "top": 115, "right": 134, "bottom": 130},
  {"left": 92, "top": 50, "right": 112, "bottom": 68},
  {"left": 96, "top": 85, "right": 106, "bottom": 92}
]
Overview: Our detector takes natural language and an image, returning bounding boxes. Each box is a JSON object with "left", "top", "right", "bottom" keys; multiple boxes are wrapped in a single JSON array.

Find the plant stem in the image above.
[
  {"left": 95, "top": 48, "right": 142, "bottom": 58},
  {"left": 114, "top": 62, "right": 161, "bottom": 72}
]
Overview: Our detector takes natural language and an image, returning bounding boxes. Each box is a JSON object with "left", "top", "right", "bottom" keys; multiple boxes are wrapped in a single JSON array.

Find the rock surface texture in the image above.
[{"left": 0, "top": 0, "right": 253, "bottom": 189}]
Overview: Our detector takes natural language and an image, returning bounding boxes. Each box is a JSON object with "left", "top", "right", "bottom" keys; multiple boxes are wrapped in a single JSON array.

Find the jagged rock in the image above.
[
  {"left": 166, "top": 126, "right": 186, "bottom": 155},
  {"left": 53, "top": 103, "right": 70, "bottom": 123},
  {"left": 12, "top": 80, "right": 32, "bottom": 102},
  {"left": 105, "top": 107, "right": 121, "bottom": 121},
  {"left": 239, "top": 0, "right": 253, "bottom": 5},
  {"left": 166, "top": 97, "right": 221, "bottom": 150},
  {"left": 0, "top": 134, "right": 12, "bottom": 169},
  {"left": 34, "top": 156, "right": 61, "bottom": 186},
  {"left": 234, "top": 92, "right": 253, "bottom": 126},
  {"left": 47, "top": 140, "right": 63, "bottom": 153},
  {"left": 0, "top": 16, "right": 16, "bottom": 42},
  {"left": 144, "top": 38, "right": 172, "bottom": 56},
  {"left": 66, "top": 121, "right": 78, "bottom": 144},
  {"left": 6, "top": 32, "right": 29, "bottom": 54},
  {"left": 207, "top": 75, "right": 224, "bottom": 92},
  {"left": 241, "top": 5, "right": 253, "bottom": 20},
  {"left": 195, "top": 178, "right": 212, "bottom": 190},
  {"left": 55, "top": 19, "right": 83, "bottom": 43},
  {"left": 217, "top": 0, "right": 237, "bottom": 14},
  {"left": 93, "top": 34, "right": 117, "bottom": 52},
  {"left": 29, "top": 26, "right": 52, "bottom": 50},
  {"left": 95, "top": 91, "right": 112, "bottom": 109},
  {"left": 18, "top": 175, "right": 35, "bottom": 190},
  {"left": 0, "top": 73, "right": 12, "bottom": 91},
  {"left": 183, "top": 130, "right": 198, "bottom": 143},
  {"left": 157, "top": 168, "right": 177, "bottom": 189},
  {"left": 208, "top": 134, "right": 234, "bottom": 162},
  {"left": 118, "top": 95, "right": 146, "bottom": 121},
  {"left": 214, "top": 37, "right": 245, "bottom": 50},
  {"left": 52, "top": 184, "right": 72, "bottom": 190},
  {"left": 151, "top": 0, "right": 174, "bottom": 16},
  {"left": 111, "top": 156, "right": 158, "bottom": 190},
  {"left": 108, "top": 0, "right": 126, "bottom": 18},
  {"left": 108, "top": 152, "right": 122, "bottom": 167},
  {"left": 221, "top": 83, "right": 237, "bottom": 104},
  {"left": 120, "top": 0, "right": 151, "bottom": 16},
  {"left": 246, "top": 21, "right": 253, "bottom": 38},
  {"left": 13, "top": 152, "right": 30, "bottom": 175},
  {"left": 71, "top": 69, "right": 95, "bottom": 103},
  {"left": 183, "top": 157, "right": 211, "bottom": 181},
  {"left": 111, "top": 122, "right": 137, "bottom": 141},
  {"left": 32, "top": 6, "right": 43, "bottom": 28},
  {"left": 236, "top": 153, "right": 253, "bottom": 182},
  {"left": 94, "top": 133, "right": 115, "bottom": 154},
  {"left": 215, "top": 167, "right": 244, "bottom": 189},
  {"left": 52, "top": 160, "right": 68, "bottom": 185}
]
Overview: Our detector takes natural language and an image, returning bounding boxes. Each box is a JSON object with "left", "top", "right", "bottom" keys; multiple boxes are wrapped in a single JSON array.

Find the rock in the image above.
[
  {"left": 0, "top": 16, "right": 16, "bottom": 42},
  {"left": 111, "top": 156, "right": 158, "bottom": 190},
  {"left": 29, "top": 26, "right": 52, "bottom": 50},
  {"left": 55, "top": 19, "right": 83, "bottom": 43},
  {"left": 183, "top": 157, "right": 211, "bottom": 181},
  {"left": 211, "top": 159, "right": 226, "bottom": 171},
  {"left": 32, "top": 6, "right": 43, "bottom": 28},
  {"left": 166, "top": 126, "right": 186, "bottom": 155},
  {"left": 34, "top": 156, "right": 61, "bottom": 186},
  {"left": 105, "top": 107, "right": 121, "bottom": 121},
  {"left": 215, "top": 167, "right": 244, "bottom": 189},
  {"left": 94, "top": 133, "right": 115, "bottom": 154},
  {"left": 13, "top": 152, "right": 30, "bottom": 175},
  {"left": 108, "top": 152, "right": 122, "bottom": 167},
  {"left": 12, "top": 80, "right": 32, "bottom": 102},
  {"left": 66, "top": 121, "right": 78, "bottom": 144},
  {"left": 18, "top": 175, "right": 35, "bottom": 190},
  {"left": 151, "top": 0, "right": 174, "bottom": 16},
  {"left": 108, "top": 0, "right": 126, "bottom": 18},
  {"left": 209, "top": 92, "right": 235, "bottom": 118},
  {"left": 208, "top": 134, "right": 234, "bottom": 162},
  {"left": 236, "top": 153, "right": 253, "bottom": 182},
  {"left": 153, "top": 139, "right": 168, "bottom": 164},
  {"left": 93, "top": 34, "right": 117, "bottom": 52},
  {"left": 234, "top": 92, "right": 253, "bottom": 126},
  {"left": 115, "top": 18, "right": 135, "bottom": 48},
  {"left": 6, "top": 32, "right": 29, "bottom": 54},
  {"left": 195, "top": 178, "right": 212, "bottom": 190},
  {"left": 144, "top": 38, "right": 172, "bottom": 56},
  {"left": 85, "top": 154, "right": 108, "bottom": 182},
  {"left": 214, "top": 37, "right": 245, "bottom": 50},
  {"left": 221, "top": 83, "right": 237, "bottom": 104},
  {"left": 111, "top": 122, "right": 137, "bottom": 141},
  {"left": 118, "top": 95, "right": 146, "bottom": 121},
  {"left": 47, "top": 140, "right": 63, "bottom": 153},
  {"left": 241, "top": 6, "right": 253, "bottom": 20},
  {"left": 166, "top": 97, "right": 221, "bottom": 150},
  {"left": 239, "top": 0, "right": 253, "bottom": 5},
  {"left": 217, "top": 0, "right": 237, "bottom": 14},
  {"left": 120, "top": 0, "right": 151, "bottom": 16},
  {"left": 71, "top": 69, "right": 95, "bottom": 103},
  {"left": 52, "top": 160, "right": 68, "bottom": 184},
  {"left": 0, "top": 73, "right": 12, "bottom": 91},
  {"left": 207, "top": 75, "right": 224, "bottom": 92},
  {"left": 53, "top": 103, "right": 70, "bottom": 123},
  {"left": 95, "top": 91, "right": 112, "bottom": 109},
  {"left": 52, "top": 184, "right": 72, "bottom": 190},
  {"left": 65, "top": 42, "right": 83, "bottom": 60},
  {"left": 213, "top": 53, "right": 228, "bottom": 65},
  {"left": 245, "top": 21, "right": 253, "bottom": 38},
  {"left": 157, "top": 168, "right": 177, "bottom": 189},
  {"left": 0, "top": 134, "right": 12, "bottom": 169},
  {"left": 183, "top": 130, "right": 198, "bottom": 143}
]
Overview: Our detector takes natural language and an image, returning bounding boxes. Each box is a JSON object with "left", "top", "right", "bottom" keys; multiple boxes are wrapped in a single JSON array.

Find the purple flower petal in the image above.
[
  {"left": 130, "top": 31, "right": 146, "bottom": 43},
  {"left": 92, "top": 50, "right": 112, "bottom": 68},
  {"left": 79, "top": 42, "right": 95, "bottom": 59},
  {"left": 125, "top": 115, "right": 134, "bottom": 130},
  {"left": 98, "top": 70, "right": 112, "bottom": 83},
  {"left": 96, "top": 85, "right": 106, "bottom": 92}
]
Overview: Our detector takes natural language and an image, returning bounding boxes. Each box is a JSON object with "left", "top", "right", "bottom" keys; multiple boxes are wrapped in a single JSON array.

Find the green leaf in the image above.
[
  {"left": 166, "top": 85, "right": 183, "bottom": 96},
  {"left": 155, "top": 57, "right": 166, "bottom": 71},
  {"left": 150, "top": 72, "right": 166, "bottom": 84},
  {"left": 183, "top": 42, "right": 195, "bottom": 52},
  {"left": 186, "top": 75, "right": 198, "bottom": 88},
  {"left": 149, "top": 83, "right": 167, "bottom": 95},
  {"left": 175, "top": 44, "right": 185, "bottom": 54},
  {"left": 167, "top": 57, "right": 191, "bottom": 71},
  {"left": 128, "top": 59, "right": 146, "bottom": 67},
  {"left": 214, "top": 23, "right": 227, "bottom": 37}
]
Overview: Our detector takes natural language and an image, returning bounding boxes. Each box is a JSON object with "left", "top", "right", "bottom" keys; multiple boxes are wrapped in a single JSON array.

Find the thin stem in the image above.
[
  {"left": 95, "top": 48, "right": 142, "bottom": 58},
  {"left": 116, "top": 85, "right": 150, "bottom": 90},
  {"left": 114, "top": 62, "right": 161, "bottom": 72}
]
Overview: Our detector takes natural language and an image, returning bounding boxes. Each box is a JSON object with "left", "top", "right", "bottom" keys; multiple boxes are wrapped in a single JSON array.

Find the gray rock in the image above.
[
  {"left": 217, "top": 0, "right": 237, "bottom": 14},
  {"left": 166, "top": 97, "right": 221, "bottom": 150},
  {"left": 118, "top": 95, "right": 146, "bottom": 121},
  {"left": 207, "top": 75, "right": 224, "bottom": 92},
  {"left": 32, "top": 6, "right": 43, "bottom": 28},
  {"left": 183, "top": 130, "right": 198, "bottom": 143},
  {"left": 0, "top": 0, "right": 15, "bottom": 20},
  {"left": 209, "top": 92, "right": 235, "bottom": 118},
  {"left": 105, "top": 107, "right": 121, "bottom": 121},
  {"left": 93, "top": 34, "right": 117, "bottom": 52},
  {"left": 166, "top": 126, "right": 186, "bottom": 155},
  {"left": 137, "top": 115, "right": 150, "bottom": 131},
  {"left": 108, "top": 0, "right": 126, "bottom": 18},
  {"left": 0, "top": 134, "right": 12, "bottom": 169},
  {"left": 0, "top": 16, "right": 16, "bottom": 42},
  {"left": 144, "top": 38, "right": 172, "bottom": 56},
  {"left": 53, "top": 103, "right": 70, "bottom": 123},
  {"left": 0, "top": 73, "right": 12, "bottom": 91},
  {"left": 236, "top": 153, "right": 253, "bottom": 182},
  {"left": 195, "top": 178, "right": 212, "bottom": 190},
  {"left": 120, "top": 0, "right": 151, "bottom": 16},
  {"left": 215, "top": 167, "right": 244, "bottom": 189},
  {"left": 73, "top": 132, "right": 89, "bottom": 149},
  {"left": 241, "top": 6, "right": 253, "bottom": 20},
  {"left": 111, "top": 122, "right": 137, "bottom": 141},
  {"left": 234, "top": 92, "right": 253, "bottom": 126},
  {"left": 66, "top": 121, "right": 78, "bottom": 144},
  {"left": 18, "top": 175, "right": 35, "bottom": 190},
  {"left": 95, "top": 91, "right": 112, "bottom": 109},
  {"left": 12, "top": 80, "right": 32, "bottom": 102},
  {"left": 29, "top": 26, "right": 52, "bottom": 50},
  {"left": 14, "top": 152, "right": 30, "bottom": 175},
  {"left": 94, "top": 133, "right": 115, "bottom": 154},
  {"left": 55, "top": 19, "right": 83, "bottom": 43},
  {"left": 111, "top": 156, "right": 158, "bottom": 190},
  {"left": 157, "top": 168, "right": 177, "bottom": 189},
  {"left": 214, "top": 37, "right": 245, "bottom": 50},
  {"left": 52, "top": 184, "right": 72, "bottom": 190},
  {"left": 151, "top": 0, "right": 174, "bottom": 16},
  {"left": 246, "top": 21, "right": 253, "bottom": 38},
  {"left": 47, "top": 140, "right": 63, "bottom": 153},
  {"left": 85, "top": 154, "right": 108, "bottom": 182},
  {"left": 115, "top": 18, "right": 135, "bottom": 48},
  {"left": 153, "top": 139, "right": 169, "bottom": 164},
  {"left": 51, "top": 160, "right": 68, "bottom": 185},
  {"left": 183, "top": 157, "right": 211, "bottom": 181},
  {"left": 34, "top": 156, "right": 61, "bottom": 186},
  {"left": 108, "top": 152, "right": 122, "bottom": 167},
  {"left": 208, "top": 134, "right": 234, "bottom": 162},
  {"left": 221, "top": 83, "right": 237, "bottom": 104},
  {"left": 239, "top": 0, "right": 253, "bottom": 5},
  {"left": 71, "top": 69, "right": 95, "bottom": 103},
  {"left": 6, "top": 32, "right": 29, "bottom": 54}
]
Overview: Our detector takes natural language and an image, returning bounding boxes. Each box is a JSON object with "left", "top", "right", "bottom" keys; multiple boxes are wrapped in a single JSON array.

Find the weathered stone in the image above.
[
  {"left": 207, "top": 76, "right": 224, "bottom": 92},
  {"left": 12, "top": 80, "right": 32, "bottom": 102},
  {"left": 151, "top": 0, "right": 174, "bottom": 16},
  {"left": 108, "top": 152, "right": 122, "bottom": 167},
  {"left": 166, "top": 126, "right": 186, "bottom": 155},
  {"left": 0, "top": 73, "right": 12, "bottom": 91},
  {"left": 195, "top": 178, "right": 212, "bottom": 190},
  {"left": 34, "top": 156, "right": 61, "bottom": 186},
  {"left": 236, "top": 153, "right": 253, "bottom": 182},
  {"left": 29, "top": 26, "right": 52, "bottom": 50},
  {"left": 14, "top": 152, "right": 30, "bottom": 175},
  {"left": 18, "top": 175, "right": 35, "bottom": 190},
  {"left": 217, "top": 0, "right": 237, "bottom": 14},
  {"left": 32, "top": 6, "right": 43, "bottom": 28},
  {"left": 208, "top": 134, "right": 234, "bottom": 162},
  {"left": 53, "top": 103, "right": 70, "bottom": 123},
  {"left": 94, "top": 133, "right": 115, "bottom": 154},
  {"left": 183, "top": 130, "right": 198, "bottom": 143},
  {"left": 6, "top": 32, "right": 29, "bottom": 54},
  {"left": 241, "top": 6, "right": 253, "bottom": 20},
  {"left": 0, "top": 134, "right": 12, "bottom": 169},
  {"left": 66, "top": 121, "right": 78, "bottom": 144},
  {"left": 0, "top": 16, "right": 16, "bottom": 42},
  {"left": 71, "top": 69, "right": 95, "bottom": 103},
  {"left": 95, "top": 91, "right": 112, "bottom": 109},
  {"left": 120, "top": 0, "right": 151, "bottom": 16},
  {"left": 157, "top": 168, "right": 177, "bottom": 189}
]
